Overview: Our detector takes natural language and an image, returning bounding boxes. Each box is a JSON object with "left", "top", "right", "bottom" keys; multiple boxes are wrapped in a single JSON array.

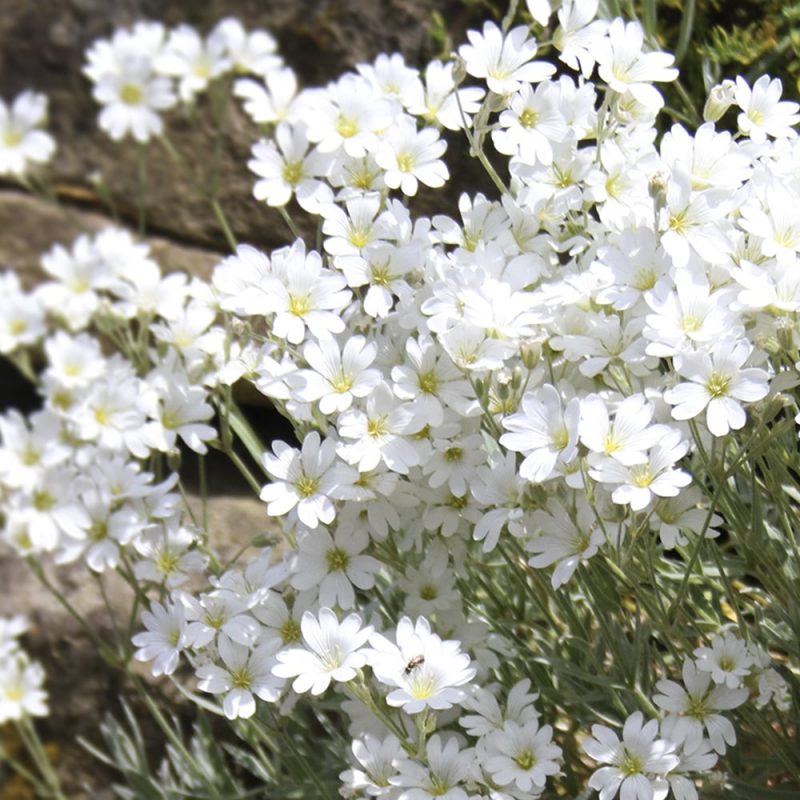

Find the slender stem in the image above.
[
  {"left": 211, "top": 198, "right": 238, "bottom": 251},
  {"left": 16, "top": 715, "right": 68, "bottom": 800},
  {"left": 136, "top": 142, "right": 149, "bottom": 236},
  {"left": 279, "top": 205, "right": 302, "bottom": 241}
]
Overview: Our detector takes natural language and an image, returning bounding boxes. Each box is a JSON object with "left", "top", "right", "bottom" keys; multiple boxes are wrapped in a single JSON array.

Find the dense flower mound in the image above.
[{"left": 1, "top": 1, "right": 799, "bottom": 797}]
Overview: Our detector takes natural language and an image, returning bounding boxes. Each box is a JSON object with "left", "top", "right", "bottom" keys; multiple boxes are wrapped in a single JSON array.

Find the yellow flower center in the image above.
[
  {"left": 288, "top": 294, "right": 311, "bottom": 317},
  {"left": 706, "top": 371, "right": 731, "bottom": 398},
  {"left": 396, "top": 153, "right": 415, "bottom": 173},
  {"left": 336, "top": 116, "right": 358, "bottom": 138},
  {"left": 282, "top": 160, "right": 304, "bottom": 186},
  {"left": 295, "top": 474, "right": 320, "bottom": 498},
  {"left": 120, "top": 83, "right": 144, "bottom": 106}
]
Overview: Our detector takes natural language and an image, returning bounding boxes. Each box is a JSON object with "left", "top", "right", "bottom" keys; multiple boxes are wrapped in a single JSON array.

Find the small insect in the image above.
[{"left": 404, "top": 654, "right": 425, "bottom": 674}]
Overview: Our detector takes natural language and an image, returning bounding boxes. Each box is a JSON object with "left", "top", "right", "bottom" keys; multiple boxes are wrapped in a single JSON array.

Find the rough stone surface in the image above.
[{"left": 0, "top": 189, "right": 223, "bottom": 288}]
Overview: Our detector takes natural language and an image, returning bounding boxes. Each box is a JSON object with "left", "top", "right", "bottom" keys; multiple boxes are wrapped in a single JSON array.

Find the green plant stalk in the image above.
[{"left": 15, "top": 714, "right": 68, "bottom": 800}]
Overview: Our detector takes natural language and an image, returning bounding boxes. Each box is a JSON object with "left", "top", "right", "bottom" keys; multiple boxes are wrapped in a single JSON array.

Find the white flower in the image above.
[
  {"left": 290, "top": 526, "right": 381, "bottom": 610},
  {"left": 131, "top": 600, "right": 188, "bottom": 677},
  {"left": 406, "top": 59, "right": 484, "bottom": 131},
  {"left": 260, "top": 432, "right": 343, "bottom": 529},
  {"left": 0, "top": 91, "right": 55, "bottom": 176},
  {"left": 589, "top": 429, "right": 692, "bottom": 512},
  {"left": 580, "top": 394, "right": 666, "bottom": 467},
  {"left": 337, "top": 382, "right": 420, "bottom": 475},
  {"left": 367, "top": 616, "right": 476, "bottom": 714},
  {"left": 196, "top": 637, "right": 283, "bottom": 720},
  {"left": 291, "top": 335, "right": 381, "bottom": 415},
  {"left": 459, "top": 22, "right": 555, "bottom": 95},
  {"left": 0, "top": 657, "right": 49, "bottom": 723},
  {"left": 155, "top": 24, "right": 231, "bottom": 103},
  {"left": 583, "top": 711, "right": 679, "bottom": 800},
  {"left": 500, "top": 384, "right": 581, "bottom": 483},
  {"left": 653, "top": 659, "right": 748, "bottom": 754},
  {"left": 460, "top": 679, "right": 540, "bottom": 737},
  {"left": 249, "top": 122, "right": 332, "bottom": 212},
  {"left": 235, "top": 67, "right": 299, "bottom": 124},
  {"left": 214, "top": 17, "right": 282, "bottom": 77},
  {"left": 735, "top": 75, "right": 800, "bottom": 143},
  {"left": 85, "top": 24, "right": 176, "bottom": 143},
  {"left": 272, "top": 607, "right": 373, "bottom": 695},
  {"left": 664, "top": 339, "right": 769, "bottom": 437},
  {"left": 527, "top": 499, "right": 605, "bottom": 588},
  {"left": 693, "top": 632, "right": 754, "bottom": 690},
  {"left": 0, "top": 273, "right": 46, "bottom": 354},
  {"left": 376, "top": 117, "right": 449, "bottom": 197},
  {"left": 266, "top": 240, "right": 352, "bottom": 345},
  {"left": 482, "top": 719, "right": 562, "bottom": 793},
  {"left": 391, "top": 735, "right": 473, "bottom": 800},
  {"left": 596, "top": 19, "right": 678, "bottom": 108},
  {"left": 340, "top": 733, "right": 405, "bottom": 798}
]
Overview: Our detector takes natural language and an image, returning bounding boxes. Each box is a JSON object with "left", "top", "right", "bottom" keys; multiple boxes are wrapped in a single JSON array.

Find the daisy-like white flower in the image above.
[
  {"left": 0, "top": 657, "right": 49, "bottom": 723},
  {"left": 214, "top": 17, "right": 282, "bottom": 78},
  {"left": 460, "top": 679, "right": 540, "bottom": 737},
  {"left": 406, "top": 59, "right": 485, "bottom": 131},
  {"left": 653, "top": 659, "right": 748, "bottom": 755},
  {"left": 527, "top": 499, "right": 605, "bottom": 588},
  {"left": 302, "top": 74, "right": 394, "bottom": 158},
  {"left": 459, "top": 22, "right": 555, "bottom": 95},
  {"left": 155, "top": 24, "right": 231, "bottom": 103},
  {"left": 580, "top": 394, "right": 666, "bottom": 467},
  {"left": 596, "top": 18, "right": 678, "bottom": 109},
  {"left": 500, "top": 384, "right": 581, "bottom": 483},
  {"left": 86, "top": 31, "right": 176, "bottom": 142},
  {"left": 0, "top": 273, "right": 47, "bottom": 354},
  {"left": 589, "top": 429, "right": 692, "bottom": 512},
  {"left": 735, "top": 75, "right": 800, "bottom": 143},
  {"left": 249, "top": 122, "right": 332, "bottom": 212},
  {"left": 145, "top": 378, "right": 217, "bottom": 455},
  {"left": 664, "top": 339, "right": 770, "bottom": 437},
  {"left": 260, "top": 432, "right": 342, "bottom": 529},
  {"left": 339, "top": 733, "right": 405, "bottom": 799},
  {"left": 131, "top": 599, "right": 188, "bottom": 677},
  {"left": 482, "top": 719, "right": 562, "bottom": 793},
  {"left": 272, "top": 607, "right": 373, "bottom": 695},
  {"left": 290, "top": 526, "right": 381, "bottom": 610},
  {"left": 554, "top": 0, "right": 608, "bottom": 78},
  {"left": 391, "top": 335, "right": 479, "bottom": 427},
  {"left": 693, "top": 632, "right": 754, "bottom": 690},
  {"left": 390, "top": 735, "right": 473, "bottom": 800},
  {"left": 337, "top": 382, "right": 420, "bottom": 475},
  {"left": 266, "top": 240, "right": 352, "bottom": 345},
  {"left": 290, "top": 335, "right": 381, "bottom": 416},
  {"left": 196, "top": 636, "right": 283, "bottom": 719},
  {"left": 0, "top": 91, "right": 56, "bottom": 176},
  {"left": 375, "top": 117, "right": 449, "bottom": 197},
  {"left": 234, "top": 67, "right": 299, "bottom": 125},
  {"left": 367, "top": 616, "right": 476, "bottom": 714},
  {"left": 662, "top": 735, "right": 718, "bottom": 800},
  {"left": 583, "top": 711, "right": 679, "bottom": 800}
]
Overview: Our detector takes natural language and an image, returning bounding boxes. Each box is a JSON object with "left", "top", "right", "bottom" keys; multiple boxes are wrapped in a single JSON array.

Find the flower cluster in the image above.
[
  {"left": 1, "top": 0, "right": 799, "bottom": 796},
  {"left": 0, "top": 91, "right": 55, "bottom": 177},
  {"left": 0, "top": 615, "right": 49, "bottom": 724}
]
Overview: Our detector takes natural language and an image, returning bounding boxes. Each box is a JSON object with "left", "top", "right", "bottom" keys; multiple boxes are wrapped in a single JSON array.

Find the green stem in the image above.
[
  {"left": 211, "top": 198, "right": 238, "bottom": 251},
  {"left": 16, "top": 715, "right": 68, "bottom": 800}
]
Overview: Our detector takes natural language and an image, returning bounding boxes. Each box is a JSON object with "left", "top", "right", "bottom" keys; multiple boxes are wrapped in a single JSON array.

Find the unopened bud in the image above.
[
  {"left": 703, "top": 79, "right": 736, "bottom": 123},
  {"left": 449, "top": 54, "right": 467, "bottom": 87},
  {"left": 520, "top": 342, "right": 541, "bottom": 369}
]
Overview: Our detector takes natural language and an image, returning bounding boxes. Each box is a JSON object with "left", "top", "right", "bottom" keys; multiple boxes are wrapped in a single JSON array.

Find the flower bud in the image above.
[{"left": 703, "top": 79, "right": 736, "bottom": 123}]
